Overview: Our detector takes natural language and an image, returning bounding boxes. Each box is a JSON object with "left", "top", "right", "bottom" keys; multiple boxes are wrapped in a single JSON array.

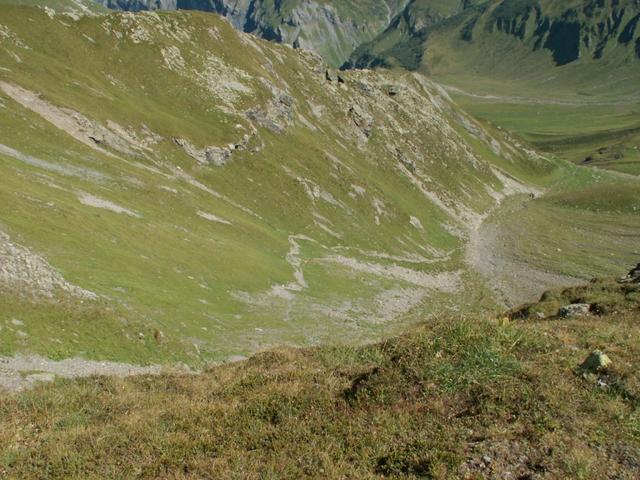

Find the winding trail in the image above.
[
  {"left": 0, "top": 355, "right": 164, "bottom": 393},
  {"left": 441, "top": 83, "right": 640, "bottom": 107}
]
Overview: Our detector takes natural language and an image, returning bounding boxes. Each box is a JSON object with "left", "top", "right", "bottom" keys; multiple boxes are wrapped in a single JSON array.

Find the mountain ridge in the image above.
[{"left": 95, "top": 0, "right": 410, "bottom": 66}]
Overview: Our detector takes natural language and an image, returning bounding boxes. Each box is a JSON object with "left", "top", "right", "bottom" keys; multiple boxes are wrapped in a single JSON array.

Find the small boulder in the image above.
[
  {"left": 325, "top": 69, "right": 340, "bottom": 83},
  {"left": 205, "top": 146, "right": 232, "bottom": 167},
  {"left": 558, "top": 303, "right": 590, "bottom": 318},
  {"left": 579, "top": 350, "right": 612, "bottom": 374},
  {"left": 620, "top": 263, "right": 640, "bottom": 283}
]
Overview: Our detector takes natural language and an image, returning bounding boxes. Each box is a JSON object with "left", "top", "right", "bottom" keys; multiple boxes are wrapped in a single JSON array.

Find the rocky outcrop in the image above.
[
  {"left": 558, "top": 303, "right": 591, "bottom": 318},
  {"left": 173, "top": 133, "right": 256, "bottom": 166},
  {"left": 620, "top": 263, "right": 640, "bottom": 283},
  {"left": 245, "top": 79, "right": 295, "bottom": 134},
  {"left": 0, "top": 231, "right": 96, "bottom": 299},
  {"left": 578, "top": 350, "right": 612, "bottom": 374}
]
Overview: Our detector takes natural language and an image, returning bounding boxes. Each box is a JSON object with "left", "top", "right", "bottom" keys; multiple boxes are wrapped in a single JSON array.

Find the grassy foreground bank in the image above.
[{"left": 1, "top": 277, "right": 639, "bottom": 479}]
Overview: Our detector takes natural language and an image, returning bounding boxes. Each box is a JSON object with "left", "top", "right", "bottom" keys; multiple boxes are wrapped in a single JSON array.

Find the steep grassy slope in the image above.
[
  {"left": 346, "top": 0, "right": 483, "bottom": 71},
  {"left": 95, "top": 0, "right": 410, "bottom": 67},
  {"left": 0, "top": 6, "right": 566, "bottom": 367},
  {"left": 1, "top": 276, "right": 639, "bottom": 478}
]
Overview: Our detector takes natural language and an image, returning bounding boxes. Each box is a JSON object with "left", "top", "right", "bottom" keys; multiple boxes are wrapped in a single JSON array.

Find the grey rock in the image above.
[
  {"left": 246, "top": 80, "right": 295, "bottom": 134},
  {"left": 620, "top": 263, "right": 640, "bottom": 283},
  {"left": 558, "top": 303, "right": 590, "bottom": 318},
  {"left": 387, "top": 85, "right": 400, "bottom": 97},
  {"left": 347, "top": 104, "right": 373, "bottom": 139},
  {"left": 396, "top": 149, "right": 416, "bottom": 172},
  {"left": 325, "top": 69, "right": 338, "bottom": 83},
  {"left": 579, "top": 350, "right": 612, "bottom": 373},
  {"left": 205, "top": 146, "right": 232, "bottom": 167}
]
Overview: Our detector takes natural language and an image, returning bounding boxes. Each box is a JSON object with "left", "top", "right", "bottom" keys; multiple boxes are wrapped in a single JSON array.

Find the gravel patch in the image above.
[{"left": 0, "top": 354, "right": 163, "bottom": 392}]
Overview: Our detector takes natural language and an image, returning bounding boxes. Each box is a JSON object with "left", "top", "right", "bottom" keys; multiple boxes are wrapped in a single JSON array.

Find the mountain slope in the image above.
[
  {"left": 347, "top": 0, "right": 640, "bottom": 173},
  {"left": 0, "top": 6, "right": 566, "bottom": 367}
]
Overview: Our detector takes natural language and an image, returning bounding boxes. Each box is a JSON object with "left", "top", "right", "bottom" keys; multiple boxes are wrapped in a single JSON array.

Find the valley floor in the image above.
[{"left": 467, "top": 195, "right": 584, "bottom": 308}]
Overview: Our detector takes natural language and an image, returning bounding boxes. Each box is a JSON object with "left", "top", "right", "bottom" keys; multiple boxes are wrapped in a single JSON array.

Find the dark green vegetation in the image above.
[{"left": 1, "top": 275, "right": 639, "bottom": 478}]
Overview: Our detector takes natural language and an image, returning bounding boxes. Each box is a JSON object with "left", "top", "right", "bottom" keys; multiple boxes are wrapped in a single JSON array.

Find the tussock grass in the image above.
[{"left": 1, "top": 283, "right": 639, "bottom": 478}]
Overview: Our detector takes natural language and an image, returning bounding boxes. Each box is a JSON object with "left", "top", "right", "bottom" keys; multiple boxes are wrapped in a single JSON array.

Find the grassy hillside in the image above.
[
  {"left": 1, "top": 5, "right": 584, "bottom": 368},
  {"left": 1, "top": 275, "right": 639, "bottom": 478},
  {"left": 0, "top": 4, "right": 638, "bottom": 478}
]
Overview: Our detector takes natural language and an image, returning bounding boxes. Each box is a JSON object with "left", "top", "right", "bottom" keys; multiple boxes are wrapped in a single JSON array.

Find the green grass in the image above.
[
  {"left": 0, "top": 5, "right": 637, "bottom": 368},
  {"left": 0, "top": 6, "right": 563, "bottom": 365},
  {"left": 480, "top": 181, "right": 640, "bottom": 282},
  {"left": 348, "top": 0, "right": 640, "bottom": 175},
  {"left": 452, "top": 97, "right": 640, "bottom": 173},
  {"left": 0, "top": 5, "right": 638, "bottom": 478}
]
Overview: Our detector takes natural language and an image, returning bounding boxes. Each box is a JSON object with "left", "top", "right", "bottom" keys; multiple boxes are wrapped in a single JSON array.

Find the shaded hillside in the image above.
[{"left": 348, "top": 0, "right": 640, "bottom": 73}]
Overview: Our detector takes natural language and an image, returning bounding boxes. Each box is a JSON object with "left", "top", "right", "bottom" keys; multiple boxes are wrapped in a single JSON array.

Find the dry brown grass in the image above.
[{"left": 1, "top": 286, "right": 639, "bottom": 479}]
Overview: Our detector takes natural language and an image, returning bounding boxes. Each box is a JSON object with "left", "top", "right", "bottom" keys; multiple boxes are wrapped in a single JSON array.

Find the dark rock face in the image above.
[
  {"left": 620, "top": 263, "right": 640, "bottom": 283},
  {"left": 544, "top": 19, "right": 581, "bottom": 65},
  {"left": 489, "top": 0, "right": 538, "bottom": 40},
  {"left": 620, "top": 13, "right": 640, "bottom": 44}
]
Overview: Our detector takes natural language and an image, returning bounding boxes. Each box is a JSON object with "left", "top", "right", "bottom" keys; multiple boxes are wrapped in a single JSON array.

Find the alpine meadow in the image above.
[{"left": 0, "top": 0, "right": 639, "bottom": 478}]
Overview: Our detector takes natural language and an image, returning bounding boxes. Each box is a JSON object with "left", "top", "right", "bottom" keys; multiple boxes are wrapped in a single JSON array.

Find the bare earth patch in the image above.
[
  {"left": 467, "top": 195, "right": 583, "bottom": 307},
  {"left": 77, "top": 191, "right": 140, "bottom": 217},
  {"left": 0, "top": 354, "right": 162, "bottom": 392},
  {"left": 197, "top": 210, "right": 232, "bottom": 225}
]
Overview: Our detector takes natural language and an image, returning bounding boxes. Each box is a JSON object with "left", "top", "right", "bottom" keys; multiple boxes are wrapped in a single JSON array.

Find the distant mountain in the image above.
[
  {"left": 347, "top": 0, "right": 640, "bottom": 72},
  {"left": 96, "top": 0, "right": 410, "bottom": 67}
]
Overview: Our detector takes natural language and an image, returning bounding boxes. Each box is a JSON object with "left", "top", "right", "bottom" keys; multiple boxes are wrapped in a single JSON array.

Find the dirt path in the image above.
[
  {"left": 0, "top": 355, "right": 165, "bottom": 393},
  {"left": 441, "top": 83, "right": 640, "bottom": 107},
  {"left": 466, "top": 195, "right": 584, "bottom": 308}
]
